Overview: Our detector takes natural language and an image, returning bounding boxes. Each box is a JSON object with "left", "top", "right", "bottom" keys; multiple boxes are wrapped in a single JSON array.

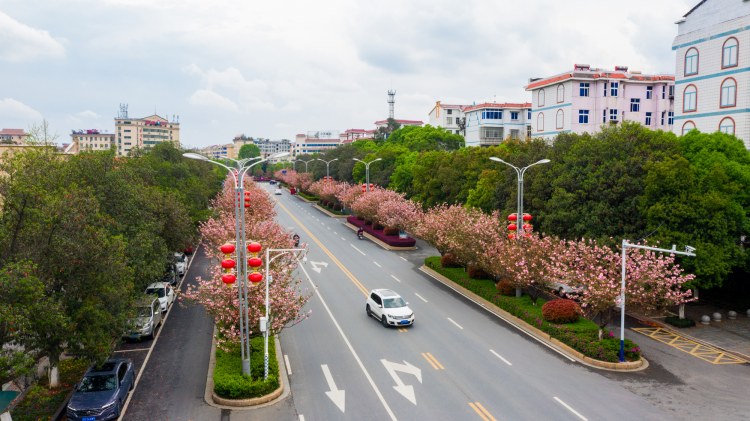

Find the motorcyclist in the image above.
[
  {"left": 293, "top": 233, "right": 300, "bottom": 247},
  {"left": 357, "top": 227, "right": 364, "bottom": 239}
]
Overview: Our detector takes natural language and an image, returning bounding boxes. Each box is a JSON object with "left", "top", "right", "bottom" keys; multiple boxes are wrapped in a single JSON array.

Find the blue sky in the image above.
[{"left": 0, "top": 0, "right": 694, "bottom": 148}]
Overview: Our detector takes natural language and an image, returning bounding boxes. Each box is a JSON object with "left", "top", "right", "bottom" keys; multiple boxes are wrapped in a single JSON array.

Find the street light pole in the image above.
[
  {"left": 263, "top": 247, "right": 305, "bottom": 380},
  {"left": 489, "top": 157, "right": 550, "bottom": 239},
  {"left": 294, "top": 159, "right": 312, "bottom": 173},
  {"left": 353, "top": 158, "right": 382, "bottom": 192},
  {"left": 315, "top": 158, "right": 338, "bottom": 179}
]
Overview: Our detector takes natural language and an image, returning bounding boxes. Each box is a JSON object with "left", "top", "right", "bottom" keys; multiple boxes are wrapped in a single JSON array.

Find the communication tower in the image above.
[{"left": 387, "top": 89, "right": 396, "bottom": 119}]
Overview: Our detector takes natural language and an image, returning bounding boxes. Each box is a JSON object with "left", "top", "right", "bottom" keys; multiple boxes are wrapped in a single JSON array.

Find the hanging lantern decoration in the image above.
[
  {"left": 248, "top": 257, "right": 263, "bottom": 268},
  {"left": 522, "top": 213, "right": 533, "bottom": 222},
  {"left": 523, "top": 223, "right": 533, "bottom": 232},
  {"left": 249, "top": 272, "right": 264, "bottom": 283},
  {"left": 244, "top": 191, "right": 251, "bottom": 209},
  {"left": 507, "top": 233, "right": 516, "bottom": 240},
  {"left": 507, "top": 223, "right": 517, "bottom": 232},
  {"left": 221, "top": 273, "right": 237, "bottom": 284},
  {"left": 507, "top": 214, "right": 518, "bottom": 222},
  {"left": 221, "top": 259, "right": 236, "bottom": 270},
  {"left": 220, "top": 243, "right": 235, "bottom": 254},
  {"left": 247, "top": 242, "right": 262, "bottom": 253},
  {"left": 361, "top": 183, "right": 367, "bottom": 193},
  {"left": 219, "top": 243, "right": 237, "bottom": 285},
  {"left": 247, "top": 242, "right": 263, "bottom": 284}
]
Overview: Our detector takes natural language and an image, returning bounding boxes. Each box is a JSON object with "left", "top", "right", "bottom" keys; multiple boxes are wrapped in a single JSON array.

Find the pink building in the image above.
[{"left": 525, "top": 64, "right": 675, "bottom": 140}]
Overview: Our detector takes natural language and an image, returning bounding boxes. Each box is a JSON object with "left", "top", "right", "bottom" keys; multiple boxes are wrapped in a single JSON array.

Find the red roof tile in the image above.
[{"left": 463, "top": 102, "right": 531, "bottom": 112}]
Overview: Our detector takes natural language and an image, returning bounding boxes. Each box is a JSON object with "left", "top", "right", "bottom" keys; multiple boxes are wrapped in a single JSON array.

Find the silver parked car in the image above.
[{"left": 125, "top": 297, "right": 162, "bottom": 341}]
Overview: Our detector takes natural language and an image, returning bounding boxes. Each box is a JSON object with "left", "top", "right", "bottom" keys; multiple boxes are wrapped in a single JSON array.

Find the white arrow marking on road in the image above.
[
  {"left": 380, "top": 359, "right": 422, "bottom": 405},
  {"left": 321, "top": 364, "right": 345, "bottom": 413},
  {"left": 309, "top": 261, "right": 329, "bottom": 273}
]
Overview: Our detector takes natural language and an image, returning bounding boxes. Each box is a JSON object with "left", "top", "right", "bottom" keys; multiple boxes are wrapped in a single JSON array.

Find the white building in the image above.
[
  {"left": 293, "top": 131, "right": 341, "bottom": 157},
  {"left": 672, "top": 0, "right": 749, "bottom": 147},
  {"left": 525, "top": 64, "right": 675, "bottom": 140},
  {"left": 114, "top": 114, "right": 180, "bottom": 156},
  {"left": 463, "top": 102, "right": 532, "bottom": 147},
  {"left": 428, "top": 101, "right": 467, "bottom": 135},
  {"left": 232, "top": 135, "right": 292, "bottom": 160},
  {"left": 68, "top": 130, "right": 115, "bottom": 153}
]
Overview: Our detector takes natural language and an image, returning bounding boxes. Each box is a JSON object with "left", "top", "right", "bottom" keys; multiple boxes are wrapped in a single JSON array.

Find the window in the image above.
[
  {"left": 447, "top": 109, "right": 453, "bottom": 115},
  {"left": 537, "top": 113, "right": 544, "bottom": 131},
  {"left": 685, "top": 48, "right": 699, "bottom": 75},
  {"left": 482, "top": 110, "right": 503, "bottom": 120},
  {"left": 722, "top": 38, "right": 738, "bottom": 68},
  {"left": 510, "top": 111, "right": 519, "bottom": 120},
  {"left": 683, "top": 85, "right": 697, "bottom": 112},
  {"left": 610, "top": 82, "right": 619, "bottom": 97},
  {"left": 527, "top": 125, "right": 532, "bottom": 138},
  {"left": 527, "top": 110, "right": 531, "bottom": 120},
  {"left": 681, "top": 121, "right": 696, "bottom": 135},
  {"left": 609, "top": 109, "right": 618, "bottom": 122},
  {"left": 661, "top": 111, "right": 666, "bottom": 126},
  {"left": 669, "top": 85, "right": 674, "bottom": 98},
  {"left": 557, "top": 84, "right": 564, "bottom": 103},
  {"left": 719, "top": 117, "right": 735, "bottom": 135},
  {"left": 510, "top": 129, "right": 520, "bottom": 139},
  {"left": 482, "top": 128, "right": 504, "bottom": 139},
  {"left": 668, "top": 112, "right": 674, "bottom": 125},
  {"left": 556, "top": 109, "right": 564, "bottom": 129},
  {"left": 662, "top": 85, "right": 666, "bottom": 99},
  {"left": 630, "top": 98, "right": 641, "bottom": 112},
  {"left": 579, "top": 82, "right": 590, "bottom": 97},
  {"left": 720, "top": 78, "right": 737, "bottom": 108},
  {"left": 538, "top": 89, "right": 545, "bottom": 106},
  {"left": 578, "top": 109, "right": 589, "bottom": 124},
  {"left": 603, "top": 110, "right": 607, "bottom": 123},
  {"left": 646, "top": 86, "right": 653, "bottom": 99},
  {"left": 645, "top": 112, "right": 652, "bottom": 126},
  {"left": 604, "top": 82, "right": 608, "bottom": 97}
]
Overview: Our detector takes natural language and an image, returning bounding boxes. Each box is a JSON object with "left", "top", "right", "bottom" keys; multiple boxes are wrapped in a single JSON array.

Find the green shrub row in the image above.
[
  {"left": 213, "top": 336, "right": 280, "bottom": 399},
  {"left": 11, "top": 358, "right": 90, "bottom": 421},
  {"left": 425, "top": 257, "right": 641, "bottom": 362},
  {"left": 664, "top": 315, "right": 696, "bottom": 328}
]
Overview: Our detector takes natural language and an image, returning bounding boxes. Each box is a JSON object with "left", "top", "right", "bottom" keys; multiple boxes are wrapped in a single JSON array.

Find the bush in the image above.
[
  {"left": 542, "top": 299, "right": 582, "bottom": 324},
  {"left": 334, "top": 204, "right": 342, "bottom": 211},
  {"left": 664, "top": 315, "right": 696, "bottom": 328},
  {"left": 440, "top": 253, "right": 462, "bottom": 268},
  {"left": 213, "top": 336, "right": 279, "bottom": 399},
  {"left": 12, "top": 358, "right": 90, "bottom": 421},
  {"left": 467, "top": 264, "right": 489, "bottom": 279},
  {"left": 384, "top": 227, "right": 399, "bottom": 236},
  {"left": 496, "top": 279, "right": 515, "bottom": 296}
]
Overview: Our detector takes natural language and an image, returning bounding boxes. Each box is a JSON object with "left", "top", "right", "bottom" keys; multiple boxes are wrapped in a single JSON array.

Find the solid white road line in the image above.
[
  {"left": 414, "top": 293, "right": 428, "bottom": 303},
  {"left": 399, "top": 256, "right": 408, "bottom": 261},
  {"left": 390, "top": 275, "right": 401, "bottom": 283},
  {"left": 341, "top": 237, "right": 346, "bottom": 241},
  {"left": 351, "top": 244, "right": 366, "bottom": 256},
  {"left": 298, "top": 263, "right": 397, "bottom": 420},
  {"left": 554, "top": 397, "right": 588, "bottom": 421},
  {"left": 447, "top": 317, "right": 464, "bottom": 330},
  {"left": 374, "top": 261, "right": 382, "bottom": 267},
  {"left": 299, "top": 415, "right": 305, "bottom": 421},
  {"left": 334, "top": 231, "right": 338, "bottom": 235},
  {"left": 489, "top": 349, "right": 512, "bottom": 366},
  {"left": 285, "top": 354, "right": 292, "bottom": 375}
]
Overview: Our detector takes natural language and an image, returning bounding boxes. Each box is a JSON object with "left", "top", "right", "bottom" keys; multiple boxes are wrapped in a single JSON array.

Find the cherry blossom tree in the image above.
[
  {"left": 376, "top": 198, "right": 423, "bottom": 233},
  {"left": 336, "top": 183, "right": 363, "bottom": 211}
]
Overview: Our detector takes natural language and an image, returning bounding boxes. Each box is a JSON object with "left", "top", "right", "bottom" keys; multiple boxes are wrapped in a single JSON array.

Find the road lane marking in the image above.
[
  {"left": 554, "top": 397, "right": 587, "bottom": 421},
  {"left": 299, "top": 416, "right": 305, "bottom": 421},
  {"left": 381, "top": 359, "right": 422, "bottom": 405},
  {"left": 351, "top": 244, "right": 366, "bottom": 256},
  {"left": 390, "top": 275, "right": 401, "bottom": 283},
  {"left": 297, "top": 263, "right": 396, "bottom": 420},
  {"left": 333, "top": 231, "right": 338, "bottom": 234},
  {"left": 489, "top": 349, "right": 512, "bottom": 366},
  {"left": 399, "top": 256, "right": 408, "bottom": 261},
  {"left": 469, "top": 402, "right": 496, "bottom": 421},
  {"left": 414, "top": 293, "right": 428, "bottom": 302},
  {"left": 321, "top": 364, "right": 346, "bottom": 412},
  {"left": 113, "top": 347, "right": 151, "bottom": 353},
  {"left": 341, "top": 237, "right": 346, "bottom": 241},
  {"left": 421, "top": 352, "right": 444, "bottom": 370},
  {"left": 447, "top": 317, "right": 464, "bottom": 330},
  {"left": 374, "top": 261, "right": 382, "bottom": 267},
  {"left": 284, "top": 354, "right": 292, "bottom": 375},
  {"left": 398, "top": 328, "right": 408, "bottom": 333}
]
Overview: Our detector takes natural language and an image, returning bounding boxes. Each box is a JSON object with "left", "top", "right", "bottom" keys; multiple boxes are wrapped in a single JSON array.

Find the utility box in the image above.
[{"left": 260, "top": 316, "right": 268, "bottom": 332}]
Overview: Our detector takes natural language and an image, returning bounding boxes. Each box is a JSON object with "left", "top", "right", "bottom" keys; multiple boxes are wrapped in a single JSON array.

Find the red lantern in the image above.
[
  {"left": 248, "top": 257, "right": 263, "bottom": 268},
  {"left": 523, "top": 223, "right": 533, "bottom": 232},
  {"left": 507, "top": 224, "right": 517, "bottom": 231},
  {"left": 523, "top": 214, "right": 533, "bottom": 222},
  {"left": 507, "top": 214, "right": 518, "bottom": 222},
  {"left": 247, "top": 242, "right": 262, "bottom": 253},
  {"left": 220, "top": 243, "right": 235, "bottom": 254},
  {"left": 249, "top": 272, "right": 264, "bottom": 283},
  {"left": 221, "top": 259, "right": 236, "bottom": 269},
  {"left": 361, "top": 183, "right": 366, "bottom": 193},
  {"left": 507, "top": 233, "right": 516, "bottom": 240},
  {"left": 221, "top": 273, "right": 237, "bottom": 284}
]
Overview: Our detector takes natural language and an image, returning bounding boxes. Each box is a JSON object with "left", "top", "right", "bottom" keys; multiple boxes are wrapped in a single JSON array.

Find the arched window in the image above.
[
  {"left": 537, "top": 113, "right": 544, "bottom": 131},
  {"left": 557, "top": 85, "right": 564, "bottom": 103},
  {"left": 722, "top": 38, "right": 739, "bottom": 68},
  {"left": 683, "top": 85, "right": 697, "bottom": 112},
  {"left": 556, "top": 109, "right": 564, "bottom": 129},
  {"left": 720, "top": 78, "right": 737, "bottom": 108},
  {"left": 719, "top": 117, "right": 735, "bottom": 135},
  {"left": 681, "top": 121, "right": 696, "bottom": 135},
  {"left": 538, "top": 89, "right": 545, "bottom": 107},
  {"left": 684, "top": 48, "right": 699, "bottom": 76}
]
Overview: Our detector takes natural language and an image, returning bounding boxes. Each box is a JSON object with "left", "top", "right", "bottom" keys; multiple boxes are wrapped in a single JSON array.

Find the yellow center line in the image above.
[
  {"left": 469, "top": 402, "right": 497, "bottom": 421},
  {"left": 277, "top": 200, "right": 369, "bottom": 296},
  {"left": 421, "top": 352, "right": 445, "bottom": 370}
]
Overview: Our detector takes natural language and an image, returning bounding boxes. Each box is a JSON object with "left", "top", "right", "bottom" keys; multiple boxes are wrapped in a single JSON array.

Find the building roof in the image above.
[
  {"left": 464, "top": 102, "right": 532, "bottom": 112},
  {"left": 683, "top": 0, "right": 707, "bottom": 17},
  {"left": 525, "top": 65, "right": 675, "bottom": 90},
  {"left": 374, "top": 119, "right": 423, "bottom": 125},
  {"left": 0, "top": 128, "right": 26, "bottom": 136}
]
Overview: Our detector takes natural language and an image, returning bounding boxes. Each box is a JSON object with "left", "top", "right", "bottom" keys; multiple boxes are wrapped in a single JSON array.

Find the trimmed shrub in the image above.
[
  {"left": 334, "top": 204, "right": 343, "bottom": 211},
  {"left": 542, "top": 299, "right": 582, "bottom": 324},
  {"left": 384, "top": 227, "right": 399, "bottom": 236},
  {"left": 213, "top": 336, "right": 279, "bottom": 399},
  {"left": 664, "top": 315, "right": 696, "bottom": 328},
  {"left": 373, "top": 222, "right": 384, "bottom": 230},
  {"left": 496, "top": 279, "right": 515, "bottom": 296},
  {"left": 467, "top": 264, "right": 489, "bottom": 279},
  {"left": 440, "top": 253, "right": 462, "bottom": 268}
]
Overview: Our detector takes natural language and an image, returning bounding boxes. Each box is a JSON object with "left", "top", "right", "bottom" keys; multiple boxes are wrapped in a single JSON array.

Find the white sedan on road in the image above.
[
  {"left": 274, "top": 188, "right": 283, "bottom": 195},
  {"left": 365, "top": 289, "right": 414, "bottom": 327},
  {"left": 145, "top": 282, "right": 175, "bottom": 313}
]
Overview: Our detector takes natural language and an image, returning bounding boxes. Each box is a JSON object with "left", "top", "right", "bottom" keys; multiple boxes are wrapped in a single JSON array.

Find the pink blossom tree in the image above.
[
  {"left": 336, "top": 183, "right": 362, "bottom": 212},
  {"left": 376, "top": 198, "right": 423, "bottom": 234}
]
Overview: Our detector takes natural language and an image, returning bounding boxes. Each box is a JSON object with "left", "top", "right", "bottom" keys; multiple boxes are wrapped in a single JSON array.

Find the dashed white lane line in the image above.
[
  {"left": 390, "top": 275, "right": 401, "bottom": 283},
  {"left": 554, "top": 397, "right": 587, "bottom": 421},
  {"left": 374, "top": 261, "right": 382, "bottom": 267},
  {"left": 341, "top": 237, "right": 346, "bottom": 241},
  {"left": 299, "top": 415, "right": 305, "bottom": 421},
  {"left": 284, "top": 354, "right": 293, "bottom": 375},
  {"left": 447, "top": 317, "right": 464, "bottom": 330},
  {"left": 414, "top": 293, "right": 428, "bottom": 303},
  {"left": 351, "top": 244, "right": 366, "bottom": 256},
  {"left": 399, "top": 256, "right": 408, "bottom": 261},
  {"left": 333, "top": 231, "right": 338, "bottom": 235},
  {"left": 489, "top": 349, "right": 512, "bottom": 366}
]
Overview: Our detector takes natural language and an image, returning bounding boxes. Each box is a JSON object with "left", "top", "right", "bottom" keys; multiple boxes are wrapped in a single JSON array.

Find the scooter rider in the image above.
[
  {"left": 292, "top": 233, "right": 300, "bottom": 247},
  {"left": 357, "top": 227, "right": 364, "bottom": 239}
]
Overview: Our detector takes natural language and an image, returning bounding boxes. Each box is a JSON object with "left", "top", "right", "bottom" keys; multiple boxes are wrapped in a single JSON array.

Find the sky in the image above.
[{"left": 0, "top": 0, "right": 695, "bottom": 149}]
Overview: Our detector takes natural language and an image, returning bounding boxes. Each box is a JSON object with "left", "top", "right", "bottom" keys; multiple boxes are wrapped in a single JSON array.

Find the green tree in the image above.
[{"left": 238, "top": 143, "right": 261, "bottom": 159}]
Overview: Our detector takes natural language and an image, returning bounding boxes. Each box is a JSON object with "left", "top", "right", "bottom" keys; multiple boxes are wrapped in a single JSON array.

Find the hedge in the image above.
[{"left": 213, "top": 336, "right": 279, "bottom": 399}]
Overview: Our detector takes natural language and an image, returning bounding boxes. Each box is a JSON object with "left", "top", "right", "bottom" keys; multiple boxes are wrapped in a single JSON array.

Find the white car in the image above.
[
  {"left": 366, "top": 289, "right": 415, "bottom": 328},
  {"left": 274, "top": 188, "right": 282, "bottom": 195},
  {"left": 174, "top": 252, "right": 187, "bottom": 276},
  {"left": 145, "top": 282, "right": 175, "bottom": 313}
]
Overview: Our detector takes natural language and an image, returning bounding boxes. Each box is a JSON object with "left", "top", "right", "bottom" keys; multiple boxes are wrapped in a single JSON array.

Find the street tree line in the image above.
[{"left": 0, "top": 143, "right": 223, "bottom": 387}]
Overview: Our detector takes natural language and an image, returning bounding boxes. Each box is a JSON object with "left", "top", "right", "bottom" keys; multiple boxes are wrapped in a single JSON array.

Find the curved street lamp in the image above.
[
  {"left": 316, "top": 158, "right": 339, "bottom": 179},
  {"left": 353, "top": 157, "right": 382, "bottom": 192},
  {"left": 294, "top": 159, "right": 313, "bottom": 173},
  {"left": 489, "top": 157, "right": 550, "bottom": 239}
]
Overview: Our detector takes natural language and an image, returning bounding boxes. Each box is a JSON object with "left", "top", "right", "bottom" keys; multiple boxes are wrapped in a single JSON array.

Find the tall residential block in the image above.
[
  {"left": 114, "top": 114, "right": 180, "bottom": 156},
  {"left": 463, "top": 102, "right": 532, "bottom": 147}
]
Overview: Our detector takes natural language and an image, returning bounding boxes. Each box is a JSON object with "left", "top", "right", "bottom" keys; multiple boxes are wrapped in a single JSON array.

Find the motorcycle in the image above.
[
  {"left": 357, "top": 229, "right": 364, "bottom": 240},
  {"left": 293, "top": 234, "right": 300, "bottom": 247}
]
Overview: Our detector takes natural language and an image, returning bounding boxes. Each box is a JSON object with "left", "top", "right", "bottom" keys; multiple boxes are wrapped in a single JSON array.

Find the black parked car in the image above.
[
  {"left": 162, "top": 262, "right": 178, "bottom": 286},
  {"left": 66, "top": 358, "right": 135, "bottom": 421}
]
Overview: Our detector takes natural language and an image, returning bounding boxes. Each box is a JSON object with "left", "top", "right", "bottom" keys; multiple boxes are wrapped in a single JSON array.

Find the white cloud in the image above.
[
  {"left": 0, "top": 98, "right": 43, "bottom": 121},
  {"left": 0, "top": 11, "right": 65, "bottom": 62},
  {"left": 76, "top": 110, "right": 101, "bottom": 119},
  {"left": 188, "top": 89, "right": 239, "bottom": 112}
]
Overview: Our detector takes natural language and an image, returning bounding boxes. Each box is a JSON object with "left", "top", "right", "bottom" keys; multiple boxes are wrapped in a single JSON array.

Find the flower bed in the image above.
[
  {"left": 348, "top": 216, "right": 416, "bottom": 247},
  {"left": 213, "top": 336, "right": 279, "bottom": 399}
]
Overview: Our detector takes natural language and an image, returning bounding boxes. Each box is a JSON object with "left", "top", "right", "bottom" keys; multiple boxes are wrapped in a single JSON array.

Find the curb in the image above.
[
  {"left": 204, "top": 327, "right": 290, "bottom": 409},
  {"left": 345, "top": 222, "right": 417, "bottom": 251},
  {"left": 419, "top": 265, "right": 648, "bottom": 372},
  {"left": 313, "top": 204, "right": 348, "bottom": 219}
]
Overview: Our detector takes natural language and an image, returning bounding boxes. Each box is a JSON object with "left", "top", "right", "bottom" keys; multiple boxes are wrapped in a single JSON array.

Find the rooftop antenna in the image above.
[{"left": 387, "top": 89, "right": 396, "bottom": 119}]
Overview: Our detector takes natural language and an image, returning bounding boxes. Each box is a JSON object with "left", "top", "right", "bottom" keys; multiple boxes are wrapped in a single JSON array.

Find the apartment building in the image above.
[
  {"left": 340, "top": 129, "right": 375, "bottom": 143},
  {"left": 373, "top": 119, "right": 423, "bottom": 129},
  {"left": 231, "top": 135, "right": 292, "bottom": 159},
  {"left": 463, "top": 102, "right": 532, "bottom": 147},
  {"left": 672, "top": 0, "right": 749, "bottom": 147},
  {"left": 0, "top": 129, "right": 29, "bottom": 144},
  {"left": 114, "top": 114, "right": 180, "bottom": 156},
  {"left": 67, "top": 129, "right": 115, "bottom": 153},
  {"left": 525, "top": 64, "right": 675, "bottom": 140},
  {"left": 428, "top": 101, "right": 467, "bottom": 135},
  {"left": 293, "top": 131, "right": 341, "bottom": 157}
]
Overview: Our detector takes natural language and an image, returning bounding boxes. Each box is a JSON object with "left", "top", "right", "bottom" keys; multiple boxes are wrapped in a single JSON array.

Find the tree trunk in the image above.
[
  {"left": 598, "top": 328, "right": 604, "bottom": 341},
  {"left": 48, "top": 364, "right": 59, "bottom": 388},
  {"left": 693, "top": 287, "right": 699, "bottom": 300},
  {"left": 515, "top": 287, "right": 522, "bottom": 298},
  {"left": 679, "top": 303, "right": 685, "bottom": 319}
]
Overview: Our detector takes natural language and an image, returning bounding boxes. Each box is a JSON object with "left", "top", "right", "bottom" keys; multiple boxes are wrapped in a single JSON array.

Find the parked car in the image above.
[
  {"left": 269, "top": 179, "right": 276, "bottom": 185},
  {"left": 548, "top": 280, "right": 583, "bottom": 298},
  {"left": 145, "top": 282, "right": 175, "bottom": 313},
  {"left": 162, "top": 262, "right": 179, "bottom": 286},
  {"left": 124, "top": 297, "right": 162, "bottom": 341},
  {"left": 274, "top": 188, "right": 282, "bottom": 195},
  {"left": 173, "top": 252, "right": 187, "bottom": 276},
  {"left": 365, "top": 289, "right": 415, "bottom": 328},
  {"left": 66, "top": 358, "right": 135, "bottom": 421}
]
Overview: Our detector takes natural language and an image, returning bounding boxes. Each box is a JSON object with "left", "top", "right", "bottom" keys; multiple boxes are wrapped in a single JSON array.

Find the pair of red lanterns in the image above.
[
  {"left": 239, "top": 191, "right": 251, "bottom": 208},
  {"left": 219, "top": 242, "right": 264, "bottom": 285},
  {"left": 506, "top": 213, "right": 533, "bottom": 240},
  {"left": 361, "top": 183, "right": 374, "bottom": 193}
]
